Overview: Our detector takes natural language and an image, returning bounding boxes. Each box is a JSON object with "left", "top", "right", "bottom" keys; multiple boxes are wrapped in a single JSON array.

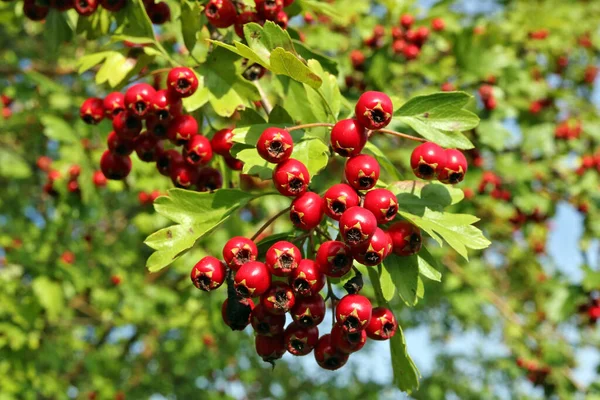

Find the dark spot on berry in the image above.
[
  {"left": 278, "top": 253, "right": 295, "bottom": 271},
  {"left": 256, "top": 322, "right": 270, "bottom": 335},
  {"left": 116, "top": 144, "right": 129, "bottom": 156},
  {"left": 79, "top": 0, "right": 88, "bottom": 8},
  {"left": 369, "top": 109, "right": 386, "bottom": 124},
  {"left": 448, "top": 172, "right": 464, "bottom": 184},
  {"left": 236, "top": 285, "right": 250, "bottom": 298},
  {"left": 385, "top": 205, "right": 398, "bottom": 219},
  {"left": 345, "top": 228, "right": 363, "bottom": 244},
  {"left": 125, "top": 116, "right": 140, "bottom": 129},
  {"left": 268, "top": 140, "right": 284, "bottom": 158},
  {"left": 382, "top": 322, "right": 395, "bottom": 337},
  {"left": 291, "top": 339, "right": 305, "bottom": 352},
  {"left": 365, "top": 252, "right": 381, "bottom": 265},
  {"left": 343, "top": 316, "right": 360, "bottom": 333},
  {"left": 153, "top": 124, "right": 167, "bottom": 137},
  {"left": 347, "top": 332, "right": 361, "bottom": 343},
  {"left": 112, "top": 107, "right": 124, "bottom": 117},
  {"left": 299, "top": 316, "right": 313, "bottom": 326},
  {"left": 157, "top": 110, "right": 169, "bottom": 120},
  {"left": 417, "top": 163, "right": 435, "bottom": 179},
  {"left": 423, "top": 112, "right": 430, "bottom": 118},
  {"left": 409, "top": 233, "right": 422, "bottom": 252},
  {"left": 358, "top": 177, "right": 374, "bottom": 188},
  {"left": 194, "top": 275, "right": 212, "bottom": 291},
  {"left": 288, "top": 177, "right": 304, "bottom": 193},
  {"left": 207, "top": 4, "right": 218, "bottom": 16},
  {"left": 333, "top": 252, "right": 350, "bottom": 269},
  {"left": 235, "top": 249, "right": 252, "bottom": 265},
  {"left": 290, "top": 211, "right": 302, "bottom": 225},
  {"left": 331, "top": 200, "right": 346, "bottom": 215},
  {"left": 292, "top": 279, "right": 310, "bottom": 296},
  {"left": 188, "top": 152, "right": 200, "bottom": 163},
  {"left": 83, "top": 115, "right": 95, "bottom": 124},
  {"left": 325, "top": 356, "right": 342, "bottom": 369},
  {"left": 177, "top": 78, "right": 190, "bottom": 92},
  {"left": 135, "top": 101, "right": 147, "bottom": 114}
]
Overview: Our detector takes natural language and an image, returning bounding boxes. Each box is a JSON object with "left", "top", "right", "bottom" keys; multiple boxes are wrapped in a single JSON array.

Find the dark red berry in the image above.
[
  {"left": 103, "top": 92, "right": 125, "bottom": 119},
  {"left": 265, "top": 240, "right": 302, "bottom": 277},
  {"left": 234, "top": 261, "right": 272, "bottom": 297},
  {"left": 387, "top": 221, "right": 422, "bottom": 256},
  {"left": 315, "top": 241, "right": 353, "bottom": 278},
  {"left": 250, "top": 304, "right": 286, "bottom": 336},
  {"left": 112, "top": 111, "right": 143, "bottom": 139},
  {"left": 183, "top": 135, "right": 213, "bottom": 166},
  {"left": 355, "top": 91, "right": 393, "bottom": 130},
  {"left": 107, "top": 131, "right": 135, "bottom": 156},
  {"left": 257, "top": 127, "right": 294, "bottom": 163},
  {"left": 170, "top": 161, "right": 198, "bottom": 188},
  {"left": 134, "top": 132, "right": 163, "bottom": 162},
  {"left": 146, "top": 115, "right": 170, "bottom": 139},
  {"left": 148, "top": 1, "right": 170, "bottom": 24},
  {"left": 344, "top": 154, "right": 380, "bottom": 191},
  {"left": 196, "top": 167, "right": 223, "bottom": 191},
  {"left": 80, "top": 98, "right": 104, "bottom": 125},
  {"left": 235, "top": 11, "right": 259, "bottom": 38},
  {"left": 23, "top": 0, "right": 49, "bottom": 21},
  {"left": 167, "top": 67, "right": 199, "bottom": 98},
  {"left": 167, "top": 115, "right": 198, "bottom": 145},
  {"left": 151, "top": 89, "right": 182, "bottom": 120},
  {"left": 290, "top": 192, "right": 324, "bottom": 231},
  {"left": 291, "top": 293, "right": 326, "bottom": 327},
  {"left": 323, "top": 183, "right": 360, "bottom": 221},
  {"left": 255, "top": 0, "right": 283, "bottom": 19},
  {"left": 272, "top": 159, "right": 310, "bottom": 197},
  {"left": 100, "top": 0, "right": 126, "bottom": 12},
  {"left": 210, "top": 128, "right": 234, "bottom": 156},
  {"left": 205, "top": 0, "right": 237, "bottom": 28},
  {"left": 224, "top": 154, "right": 244, "bottom": 170},
  {"left": 223, "top": 236, "right": 258, "bottom": 271},
  {"left": 339, "top": 206, "right": 378, "bottom": 247},
  {"left": 330, "top": 323, "right": 367, "bottom": 354},
  {"left": 288, "top": 259, "right": 325, "bottom": 297},
  {"left": 255, "top": 334, "right": 286, "bottom": 363},
  {"left": 156, "top": 149, "right": 183, "bottom": 177},
  {"left": 330, "top": 119, "right": 368, "bottom": 157},
  {"left": 221, "top": 297, "right": 255, "bottom": 331},
  {"left": 363, "top": 188, "right": 398, "bottom": 224},
  {"left": 410, "top": 142, "right": 447, "bottom": 180},
  {"left": 260, "top": 281, "right": 296, "bottom": 315},
  {"left": 284, "top": 322, "right": 319, "bottom": 356},
  {"left": 351, "top": 227, "right": 392, "bottom": 267},
  {"left": 366, "top": 307, "right": 397, "bottom": 340},
  {"left": 438, "top": 149, "right": 468, "bottom": 184},
  {"left": 100, "top": 150, "right": 132, "bottom": 180},
  {"left": 190, "top": 256, "right": 227, "bottom": 291},
  {"left": 74, "top": 0, "right": 98, "bottom": 16},
  {"left": 335, "top": 294, "right": 372, "bottom": 333},
  {"left": 124, "top": 83, "right": 156, "bottom": 119},
  {"left": 314, "top": 334, "right": 349, "bottom": 370}
]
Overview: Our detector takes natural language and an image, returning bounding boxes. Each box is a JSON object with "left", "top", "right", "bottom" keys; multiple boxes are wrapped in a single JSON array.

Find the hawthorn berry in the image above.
[
  {"left": 387, "top": 221, "right": 422, "bottom": 256},
  {"left": 101, "top": 0, "right": 126, "bottom": 11},
  {"left": 290, "top": 192, "right": 324, "bottom": 231},
  {"left": 315, "top": 240, "right": 353, "bottom": 278},
  {"left": 284, "top": 322, "right": 319, "bottom": 356},
  {"left": 265, "top": 240, "right": 302, "bottom": 277},
  {"left": 156, "top": 149, "right": 183, "bottom": 177},
  {"left": 92, "top": 171, "right": 107, "bottom": 187},
  {"left": 257, "top": 127, "right": 294, "bottom": 163},
  {"left": 366, "top": 307, "right": 397, "bottom": 340},
  {"left": 354, "top": 91, "right": 393, "bottom": 130},
  {"left": 223, "top": 236, "right": 258, "bottom": 271},
  {"left": 67, "top": 180, "right": 80, "bottom": 194},
  {"left": 124, "top": 83, "right": 156, "bottom": 118},
  {"left": 148, "top": 2, "right": 170, "bottom": 24},
  {"left": 107, "top": 131, "right": 135, "bottom": 156},
  {"left": 255, "top": 0, "right": 283, "bottom": 19},
  {"left": 234, "top": 261, "right": 272, "bottom": 298},
  {"left": 339, "top": 206, "right": 378, "bottom": 247},
  {"left": 288, "top": 259, "right": 325, "bottom": 297},
  {"left": 274, "top": 10, "right": 288, "bottom": 29},
  {"left": 350, "top": 50, "right": 366, "bottom": 70},
  {"left": 170, "top": 162, "right": 198, "bottom": 188},
  {"left": 403, "top": 44, "right": 420, "bottom": 60},
  {"left": 414, "top": 26, "right": 430, "bottom": 45},
  {"left": 190, "top": 256, "right": 227, "bottom": 291},
  {"left": 260, "top": 281, "right": 296, "bottom": 315},
  {"left": 24, "top": 0, "right": 49, "bottom": 21},
  {"left": 272, "top": 159, "right": 310, "bottom": 197},
  {"left": 438, "top": 149, "right": 468, "bottom": 184},
  {"left": 255, "top": 334, "right": 286, "bottom": 364},
  {"left": 210, "top": 128, "right": 234, "bottom": 156},
  {"left": 145, "top": 115, "right": 169, "bottom": 139},
  {"left": 431, "top": 17, "right": 445, "bottom": 31},
  {"left": 291, "top": 293, "right": 326, "bottom": 328},
  {"left": 113, "top": 111, "right": 143, "bottom": 139},
  {"left": 330, "top": 323, "right": 367, "bottom": 354},
  {"left": 103, "top": 92, "right": 125, "bottom": 119},
  {"left": 410, "top": 142, "right": 447, "bottom": 180},
  {"left": 363, "top": 188, "right": 399, "bottom": 224},
  {"left": 400, "top": 13, "right": 414, "bottom": 29},
  {"left": 196, "top": 167, "right": 223, "bottom": 192},
  {"left": 250, "top": 304, "right": 286, "bottom": 336},
  {"left": 222, "top": 297, "right": 255, "bottom": 331},
  {"left": 167, "top": 115, "right": 198, "bottom": 145},
  {"left": 330, "top": 119, "right": 368, "bottom": 157},
  {"left": 205, "top": 0, "right": 237, "bottom": 28},
  {"left": 151, "top": 89, "right": 182, "bottom": 120},
  {"left": 335, "top": 294, "right": 372, "bottom": 334},
  {"left": 100, "top": 150, "right": 132, "bottom": 180},
  {"left": 344, "top": 154, "right": 380, "bottom": 191},
  {"left": 68, "top": 165, "right": 81, "bottom": 179},
  {"left": 183, "top": 135, "right": 213, "bottom": 166},
  {"left": 323, "top": 183, "right": 360, "bottom": 221},
  {"left": 167, "top": 67, "right": 199, "bottom": 98},
  {"left": 351, "top": 227, "right": 392, "bottom": 267},
  {"left": 224, "top": 154, "right": 244, "bottom": 171},
  {"left": 74, "top": 0, "right": 98, "bottom": 16},
  {"left": 134, "top": 132, "right": 162, "bottom": 162},
  {"left": 235, "top": 11, "right": 259, "bottom": 38},
  {"left": 314, "top": 334, "right": 349, "bottom": 370},
  {"left": 80, "top": 98, "right": 104, "bottom": 125}
]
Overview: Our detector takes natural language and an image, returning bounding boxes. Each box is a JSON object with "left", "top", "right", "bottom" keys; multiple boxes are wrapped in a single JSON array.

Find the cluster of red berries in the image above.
[
  {"left": 584, "top": 65, "right": 598, "bottom": 85},
  {"left": 390, "top": 14, "right": 441, "bottom": 60},
  {"left": 554, "top": 119, "right": 582, "bottom": 140},
  {"left": 528, "top": 98, "right": 552, "bottom": 114},
  {"left": 1, "top": 94, "right": 13, "bottom": 120},
  {"left": 80, "top": 67, "right": 234, "bottom": 191},
  {"left": 576, "top": 150, "right": 600, "bottom": 176},
  {"left": 19, "top": 0, "right": 170, "bottom": 25},
  {"left": 528, "top": 29, "right": 549, "bottom": 40},
  {"left": 578, "top": 293, "right": 600, "bottom": 325},
  {"left": 138, "top": 190, "right": 161, "bottom": 206},
  {"left": 205, "top": 0, "right": 294, "bottom": 34},
  {"left": 509, "top": 207, "right": 548, "bottom": 230},
  {"left": 515, "top": 357, "right": 551, "bottom": 386},
  {"left": 410, "top": 142, "right": 468, "bottom": 184},
  {"left": 476, "top": 171, "right": 511, "bottom": 201},
  {"left": 36, "top": 156, "right": 91, "bottom": 197},
  {"left": 478, "top": 85, "right": 497, "bottom": 110}
]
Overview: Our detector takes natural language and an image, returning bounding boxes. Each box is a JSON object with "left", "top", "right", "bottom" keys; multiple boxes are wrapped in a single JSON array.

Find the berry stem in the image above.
[
  {"left": 250, "top": 207, "right": 291, "bottom": 242},
  {"left": 254, "top": 81, "right": 273, "bottom": 114},
  {"left": 287, "top": 123, "right": 335, "bottom": 131},
  {"left": 285, "top": 122, "right": 426, "bottom": 143},
  {"left": 315, "top": 227, "right": 332, "bottom": 241},
  {"left": 374, "top": 128, "right": 427, "bottom": 142}
]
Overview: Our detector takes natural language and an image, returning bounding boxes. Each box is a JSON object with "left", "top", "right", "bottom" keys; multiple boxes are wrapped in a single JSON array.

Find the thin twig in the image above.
[
  {"left": 254, "top": 80, "right": 273, "bottom": 114},
  {"left": 287, "top": 122, "right": 335, "bottom": 131},
  {"left": 375, "top": 128, "right": 427, "bottom": 142},
  {"left": 251, "top": 207, "right": 290, "bottom": 241}
]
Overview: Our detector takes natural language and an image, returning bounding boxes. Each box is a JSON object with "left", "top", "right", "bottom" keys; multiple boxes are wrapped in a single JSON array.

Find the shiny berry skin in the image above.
[
  {"left": 265, "top": 240, "right": 302, "bottom": 277},
  {"left": 330, "top": 323, "right": 367, "bottom": 354},
  {"left": 284, "top": 322, "right": 319, "bottom": 356},
  {"left": 107, "top": 131, "right": 135, "bottom": 156},
  {"left": 23, "top": 0, "right": 49, "bottom": 21},
  {"left": 74, "top": 0, "right": 98, "bottom": 16},
  {"left": 224, "top": 154, "right": 244, "bottom": 170},
  {"left": 112, "top": 111, "right": 143, "bottom": 139},
  {"left": 183, "top": 135, "right": 213, "bottom": 166},
  {"left": 335, "top": 294, "right": 372, "bottom": 333},
  {"left": 438, "top": 149, "right": 468, "bottom": 184},
  {"left": 67, "top": 181, "right": 80, "bottom": 194},
  {"left": 314, "top": 334, "right": 349, "bottom": 370},
  {"left": 344, "top": 155, "right": 380, "bottom": 191},
  {"left": 92, "top": 171, "right": 107, "bottom": 187},
  {"left": 330, "top": 119, "right": 368, "bottom": 157},
  {"left": 272, "top": 159, "right": 310, "bottom": 197},
  {"left": 255, "top": 0, "right": 283, "bottom": 19},
  {"left": 234, "top": 261, "right": 272, "bottom": 298},
  {"left": 257, "top": 127, "right": 293, "bottom": 163},
  {"left": 355, "top": 91, "right": 393, "bottom": 130},
  {"left": 288, "top": 259, "right": 325, "bottom": 297},
  {"left": 205, "top": 0, "right": 237, "bottom": 28},
  {"left": 167, "top": 115, "right": 198, "bottom": 145},
  {"left": 101, "top": 0, "right": 126, "bottom": 12},
  {"left": 316, "top": 241, "right": 353, "bottom": 278},
  {"left": 223, "top": 236, "right": 258, "bottom": 271},
  {"left": 366, "top": 307, "right": 397, "bottom": 340},
  {"left": 80, "top": 98, "right": 104, "bottom": 125},
  {"left": 363, "top": 188, "right": 399, "bottom": 224},
  {"left": 196, "top": 167, "right": 223, "bottom": 192},
  {"left": 151, "top": 89, "right": 182, "bottom": 120},
  {"left": 323, "top": 183, "right": 360, "bottom": 221},
  {"left": 221, "top": 297, "right": 255, "bottom": 331},
  {"left": 339, "top": 206, "right": 378, "bottom": 247},
  {"left": 134, "top": 132, "right": 162, "bottom": 162},
  {"left": 291, "top": 293, "right": 326, "bottom": 328},
  {"left": 170, "top": 161, "right": 198, "bottom": 188},
  {"left": 290, "top": 192, "right": 324, "bottom": 231},
  {"left": 148, "top": 1, "right": 170, "bottom": 24},
  {"left": 235, "top": 11, "right": 260, "bottom": 38},
  {"left": 431, "top": 17, "right": 445, "bottom": 31},
  {"left": 100, "top": 150, "right": 132, "bottom": 180},
  {"left": 352, "top": 227, "right": 392, "bottom": 267},
  {"left": 410, "top": 142, "right": 447, "bottom": 180},
  {"left": 274, "top": 10, "right": 288, "bottom": 29},
  {"left": 190, "top": 256, "right": 227, "bottom": 291},
  {"left": 167, "top": 67, "right": 199, "bottom": 99},
  {"left": 400, "top": 13, "right": 414, "bottom": 29},
  {"left": 250, "top": 304, "right": 286, "bottom": 336},
  {"left": 255, "top": 334, "right": 286, "bottom": 363},
  {"left": 260, "top": 281, "right": 296, "bottom": 315},
  {"left": 403, "top": 44, "right": 420, "bottom": 60},
  {"left": 210, "top": 128, "right": 234, "bottom": 156},
  {"left": 124, "top": 83, "right": 156, "bottom": 119},
  {"left": 156, "top": 149, "right": 183, "bottom": 177},
  {"left": 103, "top": 92, "right": 125, "bottom": 119},
  {"left": 387, "top": 221, "right": 422, "bottom": 256}
]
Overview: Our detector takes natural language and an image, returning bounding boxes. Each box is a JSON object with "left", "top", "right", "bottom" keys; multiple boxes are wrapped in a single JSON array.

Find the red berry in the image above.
[
  {"left": 344, "top": 155, "right": 380, "bottom": 191},
  {"left": 100, "top": 150, "right": 132, "bottom": 180},
  {"left": 156, "top": 149, "right": 183, "bottom": 177},
  {"left": 148, "top": 1, "right": 170, "bottom": 24},
  {"left": 414, "top": 26, "right": 429, "bottom": 44},
  {"left": 223, "top": 236, "right": 258, "bottom": 271},
  {"left": 251, "top": 304, "right": 286, "bottom": 336},
  {"left": 257, "top": 127, "right": 294, "bottom": 163},
  {"left": 284, "top": 322, "right": 319, "bottom": 356},
  {"left": 363, "top": 188, "right": 398, "bottom": 224},
  {"left": 74, "top": 0, "right": 98, "bottom": 16},
  {"left": 314, "top": 334, "right": 349, "bottom": 370},
  {"left": 366, "top": 307, "right": 397, "bottom": 340},
  {"left": 101, "top": 0, "right": 126, "bottom": 12},
  {"left": 196, "top": 167, "right": 223, "bottom": 191},
  {"left": 167, "top": 67, "right": 199, "bottom": 99},
  {"left": 330, "top": 119, "right": 368, "bottom": 157},
  {"left": 205, "top": 0, "right": 237, "bottom": 28},
  {"left": 438, "top": 149, "right": 468, "bottom": 184},
  {"left": 255, "top": 0, "right": 283, "bottom": 19},
  {"left": 339, "top": 206, "right": 378, "bottom": 247},
  {"left": 124, "top": 83, "right": 156, "bottom": 119},
  {"left": 234, "top": 261, "right": 272, "bottom": 297},
  {"left": 288, "top": 259, "right": 325, "bottom": 297},
  {"left": 400, "top": 14, "right": 414, "bottom": 29},
  {"left": 93, "top": 171, "right": 107, "bottom": 187},
  {"left": 354, "top": 91, "right": 393, "bottom": 130},
  {"left": 134, "top": 132, "right": 162, "bottom": 162},
  {"left": 274, "top": 10, "right": 288, "bottom": 29},
  {"left": 67, "top": 181, "right": 80, "bottom": 193},
  {"left": 80, "top": 98, "right": 104, "bottom": 125},
  {"left": 36, "top": 156, "right": 52, "bottom": 172},
  {"left": 410, "top": 142, "right": 447, "bottom": 180},
  {"left": 290, "top": 192, "right": 324, "bottom": 231},
  {"left": 260, "top": 281, "right": 296, "bottom": 315},
  {"left": 315, "top": 240, "right": 353, "bottom": 278},
  {"left": 272, "top": 159, "right": 310, "bottom": 197},
  {"left": 291, "top": 293, "right": 326, "bottom": 328},
  {"left": 170, "top": 161, "right": 198, "bottom": 188},
  {"left": 68, "top": 165, "right": 81, "bottom": 180},
  {"left": 111, "top": 275, "right": 121, "bottom": 286},
  {"left": 265, "top": 240, "right": 302, "bottom": 277},
  {"left": 351, "top": 227, "right": 392, "bottom": 267},
  {"left": 221, "top": 297, "right": 255, "bottom": 331},
  {"left": 330, "top": 323, "right": 367, "bottom": 353},
  {"left": 151, "top": 89, "right": 182, "bottom": 120},
  {"left": 387, "top": 221, "right": 422, "bottom": 256},
  {"left": 210, "top": 128, "right": 234, "bottom": 156},
  {"left": 322, "top": 183, "right": 360, "bottom": 221},
  {"left": 255, "top": 334, "right": 286, "bottom": 363},
  {"left": 103, "top": 92, "right": 125, "bottom": 119},
  {"left": 224, "top": 154, "right": 244, "bottom": 170},
  {"left": 335, "top": 294, "right": 372, "bottom": 333},
  {"left": 403, "top": 44, "right": 420, "bottom": 60},
  {"left": 350, "top": 50, "right": 366, "bottom": 70},
  {"left": 431, "top": 17, "right": 445, "bottom": 31},
  {"left": 107, "top": 131, "right": 135, "bottom": 156},
  {"left": 112, "top": 111, "right": 143, "bottom": 139},
  {"left": 190, "top": 256, "right": 227, "bottom": 291},
  {"left": 167, "top": 115, "right": 198, "bottom": 145},
  {"left": 183, "top": 135, "right": 213, "bottom": 166},
  {"left": 23, "top": 0, "right": 49, "bottom": 20}
]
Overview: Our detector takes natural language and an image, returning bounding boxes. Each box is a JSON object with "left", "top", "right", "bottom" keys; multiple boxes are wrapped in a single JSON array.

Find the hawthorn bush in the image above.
[{"left": 0, "top": 0, "right": 599, "bottom": 399}]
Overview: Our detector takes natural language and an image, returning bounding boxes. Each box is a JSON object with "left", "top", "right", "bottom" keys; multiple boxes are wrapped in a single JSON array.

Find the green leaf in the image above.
[
  {"left": 32, "top": 277, "right": 64, "bottom": 322},
  {"left": 182, "top": 86, "right": 210, "bottom": 113},
  {"left": 76, "top": 51, "right": 113, "bottom": 74},
  {"left": 234, "top": 146, "right": 274, "bottom": 180},
  {"left": 268, "top": 105, "right": 295, "bottom": 124},
  {"left": 121, "top": 0, "right": 155, "bottom": 39},
  {"left": 262, "top": 21, "right": 296, "bottom": 53},
  {"left": 390, "top": 324, "right": 421, "bottom": 392},
  {"left": 293, "top": 40, "right": 338, "bottom": 75},
  {"left": 388, "top": 181, "right": 464, "bottom": 214},
  {"left": 292, "top": 136, "right": 330, "bottom": 178},
  {"left": 378, "top": 264, "right": 396, "bottom": 301},
  {"left": 270, "top": 48, "right": 322, "bottom": 89},
  {"left": 477, "top": 119, "right": 512, "bottom": 151},
  {"left": 307, "top": 59, "right": 340, "bottom": 119},
  {"left": 95, "top": 52, "right": 136, "bottom": 88},
  {"left": 180, "top": 1, "right": 204, "bottom": 52},
  {"left": 364, "top": 142, "right": 402, "bottom": 181},
  {"left": 40, "top": 114, "right": 78, "bottom": 143},
  {"left": 256, "top": 232, "right": 295, "bottom": 256},
  {"left": 383, "top": 254, "right": 420, "bottom": 306},
  {"left": 0, "top": 148, "right": 31, "bottom": 179},
  {"left": 418, "top": 247, "right": 442, "bottom": 282},
  {"left": 44, "top": 10, "right": 73, "bottom": 57}
]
